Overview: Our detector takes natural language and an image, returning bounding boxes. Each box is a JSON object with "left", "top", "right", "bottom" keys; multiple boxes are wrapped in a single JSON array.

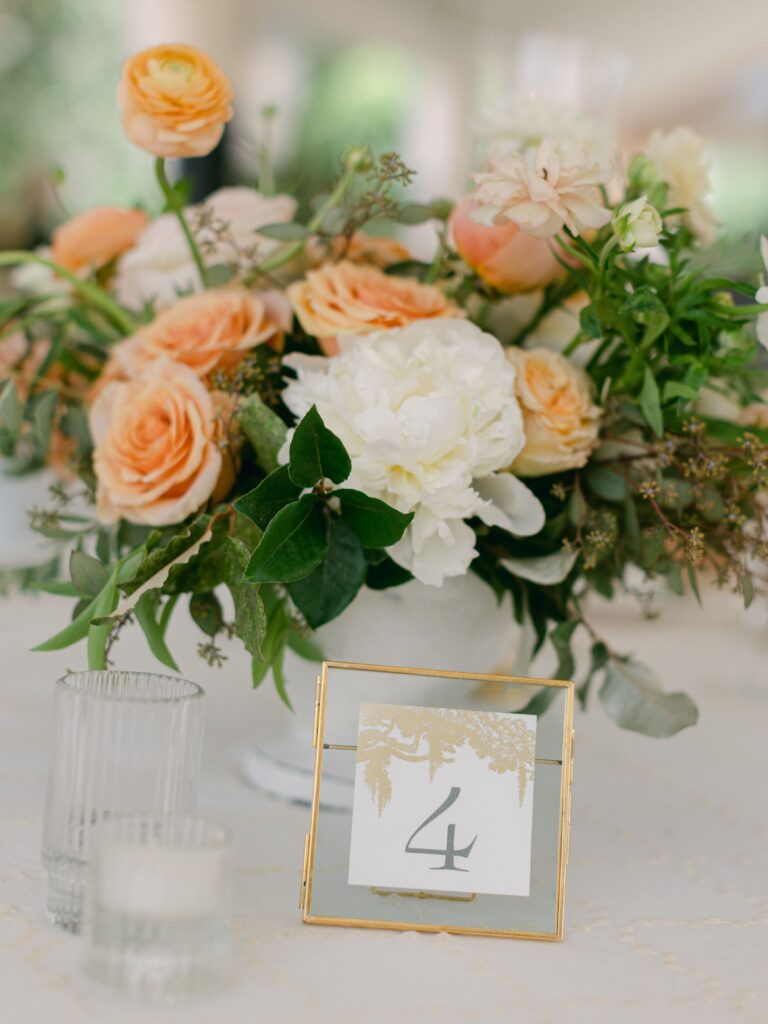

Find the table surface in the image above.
[{"left": 1, "top": 588, "right": 766, "bottom": 1024}]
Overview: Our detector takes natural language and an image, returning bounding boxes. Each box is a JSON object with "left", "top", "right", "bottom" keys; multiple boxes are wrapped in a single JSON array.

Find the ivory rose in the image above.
[
  {"left": 470, "top": 138, "right": 612, "bottom": 239},
  {"left": 90, "top": 360, "right": 224, "bottom": 526},
  {"left": 450, "top": 197, "right": 564, "bottom": 293},
  {"left": 114, "top": 187, "right": 297, "bottom": 310},
  {"left": 51, "top": 206, "right": 149, "bottom": 274},
  {"left": 109, "top": 286, "right": 290, "bottom": 379},
  {"left": 287, "top": 260, "right": 463, "bottom": 355},
  {"left": 508, "top": 346, "right": 601, "bottom": 476},
  {"left": 281, "top": 320, "right": 545, "bottom": 586},
  {"left": 118, "top": 43, "right": 233, "bottom": 159}
]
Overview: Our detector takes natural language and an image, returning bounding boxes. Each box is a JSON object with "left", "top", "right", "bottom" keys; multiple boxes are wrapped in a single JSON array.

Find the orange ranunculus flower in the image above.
[
  {"left": 51, "top": 206, "right": 149, "bottom": 274},
  {"left": 508, "top": 346, "right": 601, "bottom": 477},
  {"left": 450, "top": 197, "right": 565, "bottom": 294},
  {"left": 287, "top": 260, "right": 463, "bottom": 356},
  {"left": 118, "top": 43, "right": 233, "bottom": 159},
  {"left": 109, "top": 286, "right": 291, "bottom": 379},
  {"left": 89, "top": 360, "right": 225, "bottom": 526}
]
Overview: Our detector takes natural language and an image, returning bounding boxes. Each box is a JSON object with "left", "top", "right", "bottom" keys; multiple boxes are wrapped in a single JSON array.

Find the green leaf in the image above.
[
  {"left": 395, "top": 203, "right": 439, "bottom": 225},
  {"left": 34, "top": 580, "right": 112, "bottom": 652},
  {"left": 272, "top": 650, "right": 293, "bottom": 710},
  {"left": 579, "top": 304, "right": 602, "bottom": 339},
  {"left": 235, "top": 465, "right": 301, "bottom": 530},
  {"left": 619, "top": 286, "right": 669, "bottom": 349},
  {"left": 639, "top": 366, "right": 664, "bottom": 437},
  {"left": 205, "top": 263, "right": 236, "bottom": 286},
  {"left": 257, "top": 221, "right": 311, "bottom": 241},
  {"left": 86, "top": 575, "right": 119, "bottom": 670},
  {"left": 335, "top": 488, "right": 413, "bottom": 547},
  {"left": 251, "top": 656, "right": 270, "bottom": 689},
  {"left": 288, "top": 405, "right": 351, "bottom": 487},
  {"left": 518, "top": 686, "right": 558, "bottom": 717},
  {"left": 585, "top": 465, "right": 626, "bottom": 502},
  {"left": 135, "top": 591, "right": 180, "bottom": 671},
  {"left": 33, "top": 580, "right": 80, "bottom": 597},
  {"left": 577, "top": 641, "right": 609, "bottom": 708},
  {"left": 235, "top": 394, "right": 288, "bottom": 474},
  {"left": 70, "top": 550, "right": 110, "bottom": 597},
  {"left": 599, "top": 658, "right": 698, "bottom": 737},
  {"left": 662, "top": 380, "right": 700, "bottom": 402},
  {"left": 742, "top": 573, "right": 754, "bottom": 609},
  {"left": 365, "top": 557, "right": 413, "bottom": 590},
  {"left": 288, "top": 519, "right": 366, "bottom": 628},
  {"left": 551, "top": 619, "right": 579, "bottom": 680},
  {"left": 124, "top": 518, "right": 211, "bottom": 596},
  {"left": 229, "top": 575, "right": 267, "bottom": 657},
  {"left": 243, "top": 494, "right": 327, "bottom": 583},
  {"left": 32, "top": 389, "right": 57, "bottom": 454},
  {"left": 286, "top": 629, "right": 324, "bottom": 662},
  {"left": 189, "top": 591, "right": 224, "bottom": 637},
  {"left": 0, "top": 380, "right": 23, "bottom": 436}
]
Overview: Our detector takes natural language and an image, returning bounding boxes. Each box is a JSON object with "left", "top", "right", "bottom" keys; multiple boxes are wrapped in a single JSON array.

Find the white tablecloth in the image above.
[{"left": 1, "top": 590, "right": 766, "bottom": 1024}]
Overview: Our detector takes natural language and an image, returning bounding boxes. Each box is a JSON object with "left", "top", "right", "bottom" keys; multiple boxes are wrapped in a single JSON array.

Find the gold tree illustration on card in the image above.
[{"left": 357, "top": 705, "right": 536, "bottom": 814}]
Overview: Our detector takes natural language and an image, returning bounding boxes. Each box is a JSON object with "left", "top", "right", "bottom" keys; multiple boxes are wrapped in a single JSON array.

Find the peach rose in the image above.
[
  {"left": 450, "top": 197, "right": 565, "bottom": 294},
  {"left": 51, "top": 206, "right": 149, "bottom": 274},
  {"left": 90, "top": 360, "right": 224, "bottom": 525},
  {"left": 508, "top": 346, "right": 601, "bottom": 476},
  {"left": 109, "top": 286, "right": 291, "bottom": 380},
  {"left": 287, "top": 260, "right": 462, "bottom": 356},
  {"left": 118, "top": 44, "right": 233, "bottom": 159}
]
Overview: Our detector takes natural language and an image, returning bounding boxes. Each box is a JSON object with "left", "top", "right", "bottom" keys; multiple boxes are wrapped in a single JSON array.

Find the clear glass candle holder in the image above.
[
  {"left": 83, "top": 814, "right": 232, "bottom": 1001},
  {"left": 42, "top": 670, "right": 205, "bottom": 931}
]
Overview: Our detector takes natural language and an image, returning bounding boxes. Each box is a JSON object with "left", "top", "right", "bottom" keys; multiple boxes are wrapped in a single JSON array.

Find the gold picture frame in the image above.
[{"left": 301, "top": 661, "right": 575, "bottom": 941}]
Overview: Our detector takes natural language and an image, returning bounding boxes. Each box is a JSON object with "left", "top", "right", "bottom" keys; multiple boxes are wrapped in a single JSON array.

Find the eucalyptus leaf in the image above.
[
  {"left": 257, "top": 222, "right": 310, "bottom": 241},
  {"left": 70, "top": 550, "right": 109, "bottom": 597},
  {"left": 0, "top": 380, "right": 23, "bottom": 436},
  {"left": 599, "top": 658, "right": 698, "bottom": 737},
  {"left": 235, "top": 394, "right": 288, "bottom": 474},
  {"left": 585, "top": 465, "right": 627, "bottom": 502}
]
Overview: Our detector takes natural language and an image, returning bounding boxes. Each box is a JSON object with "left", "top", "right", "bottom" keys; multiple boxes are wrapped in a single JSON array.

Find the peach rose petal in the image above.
[
  {"left": 107, "top": 286, "right": 289, "bottom": 380},
  {"left": 287, "top": 260, "right": 463, "bottom": 355},
  {"left": 90, "top": 360, "right": 223, "bottom": 526},
  {"left": 51, "top": 206, "right": 149, "bottom": 274}
]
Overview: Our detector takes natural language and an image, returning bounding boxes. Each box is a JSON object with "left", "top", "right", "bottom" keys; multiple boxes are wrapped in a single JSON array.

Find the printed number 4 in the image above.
[{"left": 405, "top": 787, "right": 477, "bottom": 872}]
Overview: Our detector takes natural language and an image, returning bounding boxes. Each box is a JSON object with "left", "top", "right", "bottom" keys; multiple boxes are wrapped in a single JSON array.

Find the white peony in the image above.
[
  {"left": 470, "top": 137, "right": 612, "bottom": 239},
  {"left": 114, "top": 186, "right": 297, "bottom": 311},
  {"left": 281, "top": 319, "right": 545, "bottom": 586},
  {"left": 647, "top": 127, "right": 719, "bottom": 246}
]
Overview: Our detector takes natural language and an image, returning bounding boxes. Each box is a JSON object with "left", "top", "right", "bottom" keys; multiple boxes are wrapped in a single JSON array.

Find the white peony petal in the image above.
[
  {"left": 761, "top": 236, "right": 768, "bottom": 274},
  {"left": 500, "top": 548, "right": 578, "bottom": 585},
  {"left": 474, "top": 473, "right": 545, "bottom": 537}
]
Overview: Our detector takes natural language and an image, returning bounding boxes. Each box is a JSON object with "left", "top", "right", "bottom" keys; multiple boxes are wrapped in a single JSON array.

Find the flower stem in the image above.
[
  {"left": 247, "top": 163, "right": 360, "bottom": 282},
  {"left": 154, "top": 158, "right": 208, "bottom": 288},
  {"left": 0, "top": 251, "right": 136, "bottom": 335}
]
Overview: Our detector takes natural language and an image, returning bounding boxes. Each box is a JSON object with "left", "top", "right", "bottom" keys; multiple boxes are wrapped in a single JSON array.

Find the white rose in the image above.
[
  {"left": 612, "top": 195, "right": 662, "bottom": 252},
  {"left": 281, "top": 319, "right": 545, "bottom": 586},
  {"left": 647, "top": 127, "right": 719, "bottom": 246},
  {"left": 114, "top": 186, "right": 297, "bottom": 311}
]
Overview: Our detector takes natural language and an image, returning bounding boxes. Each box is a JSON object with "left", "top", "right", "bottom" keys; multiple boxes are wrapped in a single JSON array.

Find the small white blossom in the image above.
[
  {"left": 647, "top": 127, "right": 719, "bottom": 246},
  {"left": 470, "top": 137, "right": 612, "bottom": 239},
  {"left": 756, "top": 236, "right": 768, "bottom": 350},
  {"left": 612, "top": 195, "right": 663, "bottom": 252},
  {"left": 281, "top": 320, "right": 545, "bottom": 586}
]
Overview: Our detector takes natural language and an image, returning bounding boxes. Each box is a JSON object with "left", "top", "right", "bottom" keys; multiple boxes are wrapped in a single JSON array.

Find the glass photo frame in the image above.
[{"left": 301, "top": 662, "right": 574, "bottom": 941}]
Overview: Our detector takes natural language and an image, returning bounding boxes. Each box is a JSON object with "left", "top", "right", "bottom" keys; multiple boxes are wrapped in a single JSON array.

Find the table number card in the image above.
[{"left": 348, "top": 703, "right": 537, "bottom": 898}]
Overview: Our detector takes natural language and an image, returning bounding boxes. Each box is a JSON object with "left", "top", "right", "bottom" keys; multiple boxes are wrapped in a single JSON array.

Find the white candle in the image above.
[{"left": 96, "top": 835, "right": 227, "bottom": 919}]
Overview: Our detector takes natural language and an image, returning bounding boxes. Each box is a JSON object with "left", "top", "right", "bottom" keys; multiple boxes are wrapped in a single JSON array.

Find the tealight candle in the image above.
[{"left": 83, "top": 815, "right": 232, "bottom": 1000}]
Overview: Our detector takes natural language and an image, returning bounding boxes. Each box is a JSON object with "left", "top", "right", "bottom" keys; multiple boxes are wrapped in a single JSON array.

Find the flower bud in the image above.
[
  {"left": 612, "top": 195, "right": 663, "bottom": 252},
  {"left": 341, "top": 144, "right": 374, "bottom": 173}
]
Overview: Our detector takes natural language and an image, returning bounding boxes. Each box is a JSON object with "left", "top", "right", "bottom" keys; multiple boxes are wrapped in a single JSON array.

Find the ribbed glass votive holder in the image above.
[{"left": 41, "top": 670, "right": 205, "bottom": 931}]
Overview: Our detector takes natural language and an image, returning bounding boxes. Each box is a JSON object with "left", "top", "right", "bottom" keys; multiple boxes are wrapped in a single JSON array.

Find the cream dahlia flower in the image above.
[
  {"left": 470, "top": 138, "right": 612, "bottom": 239},
  {"left": 281, "top": 319, "right": 544, "bottom": 586}
]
